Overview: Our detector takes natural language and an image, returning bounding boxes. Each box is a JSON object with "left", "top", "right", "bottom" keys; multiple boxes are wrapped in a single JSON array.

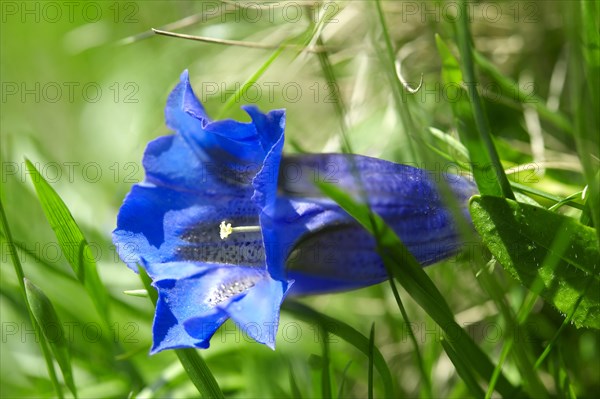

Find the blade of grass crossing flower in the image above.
[
  {"left": 317, "top": 182, "right": 520, "bottom": 398},
  {"left": 24, "top": 159, "right": 109, "bottom": 322},
  {"left": 440, "top": 338, "right": 485, "bottom": 398},
  {"left": 137, "top": 267, "right": 223, "bottom": 398},
  {"left": 0, "top": 199, "right": 64, "bottom": 398},
  {"left": 24, "top": 278, "right": 77, "bottom": 398},
  {"left": 368, "top": 323, "right": 374, "bottom": 399},
  {"left": 283, "top": 301, "right": 395, "bottom": 398},
  {"left": 452, "top": 1, "right": 514, "bottom": 200}
]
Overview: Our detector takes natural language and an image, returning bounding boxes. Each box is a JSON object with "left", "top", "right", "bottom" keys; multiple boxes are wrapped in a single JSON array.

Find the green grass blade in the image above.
[
  {"left": 373, "top": 0, "right": 418, "bottom": 159},
  {"left": 289, "top": 363, "right": 303, "bottom": 399},
  {"left": 388, "top": 278, "right": 432, "bottom": 397},
  {"left": 316, "top": 182, "right": 520, "bottom": 398},
  {"left": 24, "top": 158, "right": 109, "bottom": 322},
  {"left": 368, "top": 323, "right": 374, "bottom": 399},
  {"left": 436, "top": 34, "right": 512, "bottom": 199},
  {"left": 216, "top": 46, "right": 284, "bottom": 119},
  {"left": 440, "top": 338, "right": 485, "bottom": 398},
  {"left": 283, "top": 300, "right": 395, "bottom": 398},
  {"left": 534, "top": 291, "right": 588, "bottom": 370},
  {"left": 473, "top": 51, "right": 572, "bottom": 134},
  {"left": 175, "top": 349, "right": 225, "bottom": 399},
  {"left": 566, "top": 2, "right": 600, "bottom": 243},
  {"left": 452, "top": 1, "right": 514, "bottom": 199},
  {"left": 0, "top": 198, "right": 64, "bottom": 398},
  {"left": 337, "top": 361, "right": 352, "bottom": 399},
  {"left": 320, "top": 327, "right": 332, "bottom": 399},
  {"left": 470, "top": 196, "right": 600, "bottom": 329},
  {"left": 24, "top": 278, "right": 77, "bottom": 398}
]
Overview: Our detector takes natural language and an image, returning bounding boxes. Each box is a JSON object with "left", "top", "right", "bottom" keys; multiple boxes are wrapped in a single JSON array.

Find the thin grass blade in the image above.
[
  {"left": 0, "top": 199, "right": 64, "bottom": 398},
  {"left": 283, "top": 300, "right": 395, "bottom": 398},
  {"left": 368, "top": 323, "right": 374, "bottom": 399},
  {"left": 440, "top": 338, "right": 485, "bottom": 398},
  {"left": 435, "top": 34, "right": 512, "bottom": 199},
  {"left": 24, "top": 158, "right": 109, "bottom": 322},
  {"left": 24, "top": 278, "right": 77, "bottom": 398},
  {"left": 452, "top": 2, "right": 514, "bottom": 199}
]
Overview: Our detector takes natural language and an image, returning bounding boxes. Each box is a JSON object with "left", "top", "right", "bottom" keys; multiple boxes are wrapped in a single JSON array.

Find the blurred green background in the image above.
[{"left": 1, "top": 1, "right": 598, "bottom": 398}]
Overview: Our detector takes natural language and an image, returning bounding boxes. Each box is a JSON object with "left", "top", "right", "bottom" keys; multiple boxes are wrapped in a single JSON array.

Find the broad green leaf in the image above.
[
  {"left": 25, "top": 278, "right": 77, "bottom": 398},
  {"left": 469, "top": 196, "right": 600, "bottom": 329},
  {"left": 25, "top": 159, "right": 109, "bottom": 322},
  {"left": 316, "top": 182, "right": 520, "bottom": 398}
]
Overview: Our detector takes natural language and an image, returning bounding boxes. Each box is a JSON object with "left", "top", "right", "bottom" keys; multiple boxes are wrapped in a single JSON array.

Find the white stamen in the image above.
[{"left": 219, "top": 221, "right": 261, "bottom": 240}]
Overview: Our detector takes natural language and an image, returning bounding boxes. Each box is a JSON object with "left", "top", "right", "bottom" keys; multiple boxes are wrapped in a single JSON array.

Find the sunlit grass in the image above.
[{"left": 1, "top": 1, "right": 598, "bottom": 398}]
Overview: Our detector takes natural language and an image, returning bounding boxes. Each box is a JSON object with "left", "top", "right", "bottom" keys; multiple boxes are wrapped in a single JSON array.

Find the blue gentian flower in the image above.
[{"left": 113, "top": 70, "right": 476, "bottom": 353}]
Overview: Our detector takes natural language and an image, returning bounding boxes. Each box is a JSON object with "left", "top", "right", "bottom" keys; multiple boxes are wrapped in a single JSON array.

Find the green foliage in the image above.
[
  {"left": 25, "top": 159, "right": 110, "bottom": 323},
  {"left": 24, "top": 278, "right": 77, "bottom": 397},
  {"left": 317, "top": 181, "right": 519, "bottom": 398},
  {"left": 2, "top": 1, "right": 599, "bottom": 398},
  {"left": 470, "top": 195, "right": 600, "bottom": 329}
]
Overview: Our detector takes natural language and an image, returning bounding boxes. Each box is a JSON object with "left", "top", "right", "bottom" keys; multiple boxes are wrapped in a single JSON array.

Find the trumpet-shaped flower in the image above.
[{"left": 113, "top": 70, "right": 477, "bottom": 353}]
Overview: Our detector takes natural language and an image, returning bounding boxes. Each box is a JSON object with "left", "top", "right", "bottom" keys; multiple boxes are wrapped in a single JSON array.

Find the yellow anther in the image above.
[{"left": 219, "top": 221, "right": 261, "bottom": 240}]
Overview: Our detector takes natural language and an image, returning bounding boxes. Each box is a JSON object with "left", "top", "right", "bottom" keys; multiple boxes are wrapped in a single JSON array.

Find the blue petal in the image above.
[
  {"left": 151, "top": 264, "right": 268, "bottom": 352},
  {"left": 114, "top": 73, "right": 287, "bottom": 280},
  {"left": 223, "top": 276, "right": 291, "bottom": 349},
  {"left": 165, "top": 70, "right": 285, "bottom": 169}
]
